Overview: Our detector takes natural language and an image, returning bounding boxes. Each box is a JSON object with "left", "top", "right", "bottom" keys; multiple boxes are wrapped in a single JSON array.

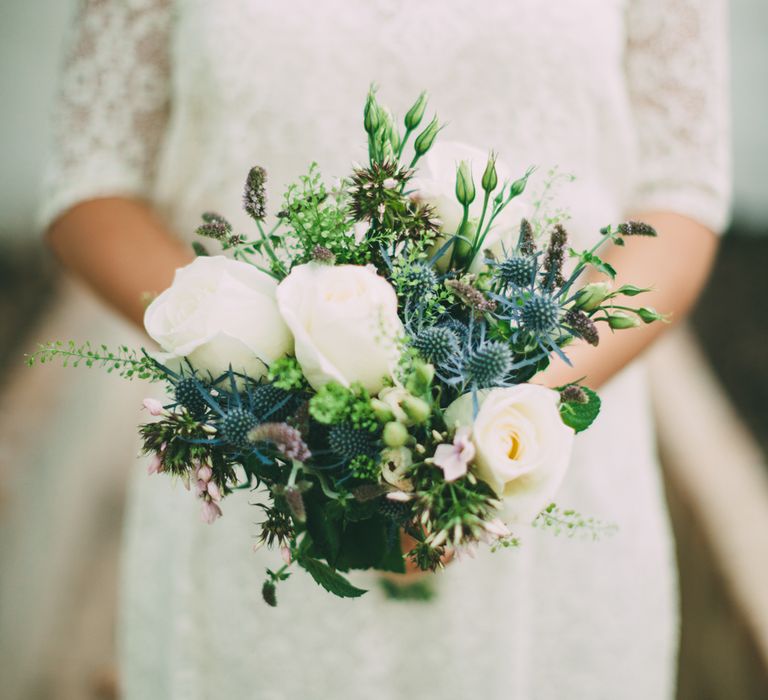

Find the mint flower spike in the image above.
[{"left": 243, "top": 166, "right": 267, "bottom": 221}]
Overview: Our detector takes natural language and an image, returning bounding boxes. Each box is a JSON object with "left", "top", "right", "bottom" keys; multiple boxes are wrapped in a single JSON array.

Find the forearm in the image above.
[
  {"left": 46, "top": 197, "right": 193, "bottom": 328},
  {"left": 538, "top": 212, "right": 719, "bottom": 389}
]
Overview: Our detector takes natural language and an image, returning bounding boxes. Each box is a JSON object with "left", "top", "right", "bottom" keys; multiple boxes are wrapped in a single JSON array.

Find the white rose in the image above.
[
  {"left": 410, "top": 141, "right": 530, "bottom": 272},
  {"left": 444, "top": 384, "right": 574, "bottom": 523},
  {"left": 275, "top": 263, "right": 403, "bottom": 393},
  {"left": 144, "top": 256, "right": 292, "bottom": 380}
]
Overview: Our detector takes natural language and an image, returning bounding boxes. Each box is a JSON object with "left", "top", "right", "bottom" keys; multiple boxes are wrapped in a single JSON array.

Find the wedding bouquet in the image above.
[{"left": 30, "top": 89, "right": 664, "bottom": 605}]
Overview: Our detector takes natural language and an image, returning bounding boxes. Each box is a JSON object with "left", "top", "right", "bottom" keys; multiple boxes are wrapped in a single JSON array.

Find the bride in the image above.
[{"left": 41, "top": 1, "right": 729, "bottom": 698}]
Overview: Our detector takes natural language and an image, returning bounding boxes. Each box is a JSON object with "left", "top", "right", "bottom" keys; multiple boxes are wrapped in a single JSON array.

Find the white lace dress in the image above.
[{"left": 41, "top": 1, "right": 730, "bottom": 698}]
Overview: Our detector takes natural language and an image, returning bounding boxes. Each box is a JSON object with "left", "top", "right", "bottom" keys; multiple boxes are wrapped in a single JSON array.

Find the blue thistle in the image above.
[
  {"left": 328, "top": 424, "right": 376, "bottom": 459},
  {"left": 221, "top": 408, "right": 259, "bottom": 447},
  {"left": 250, "top": 383, "right": 295, "bottom": 421},
  {"left": 413, "top": 326, "right": 460, "bottom": 365},
  {"left": 174, "top": 377, "right": 209, "bottom": 417},
  {"left": 521, "top": 294, "right": 560, "bottom": 333},
  {"left": 466, "top": 341, "right": 513, "bottom": 387},
  {"left": 497, "top": 255, "right": 536, "bottom": 288}
]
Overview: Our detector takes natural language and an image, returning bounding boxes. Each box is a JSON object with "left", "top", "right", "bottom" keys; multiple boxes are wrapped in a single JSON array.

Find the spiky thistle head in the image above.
[
  {"left": 466, "top": 341, "right": 513, "bottom": 387},
  {"left": 413, "top": 326, "right": 460, "bottom": 365},
  {"left": 349, "top": 161, "right": 409, "bottom": 222},
  {"left": 220, "top": 408, "right": 259, "bottom": 447},
  {"left": 496, "top": 255, "right": 536, "bottom": 288},
  {"left": 174, "top": 377, "right": 209, "bottom": 417},
  {"left": 403, "top": 262, "right": 438, "bottom": 294},
  {"left": 243, "top": 166, "right": 267, "bottom": 220},
  {"left": 328, "top": 423, "right": 377, "bottom": 460},
  {"left": 250, "top": 383, "right": 296, "bottom": 421},
  {"left": 521, "top": 293, "right": 560, "bottom": 333}
]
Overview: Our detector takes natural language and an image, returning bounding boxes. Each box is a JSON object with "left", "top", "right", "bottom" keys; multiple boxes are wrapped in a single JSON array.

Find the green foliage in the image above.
[
  {"left": 568, "top": 248, "right": 617, "bottom": 279},
  {"left": 309, "top": 382, "right": 353, "bottom": 424},
  {"left": 281, "top": 164, "right": 359, "bottom": 264},
  {"left": 309, "top": 382, "right": 377, "bottom": 431},
  {"left": 297, "top": 555, "right": 368, "bottom": 598},
  {"left": 533, "top": 503, "right": 618, "bottom": 540},
  {"left": 26, "top": 341, "right": 165, "bottom": 382},
  {"left": 349, "top": 454, "right": 380, "bottom": 480},
  {"left": 267, "top": 356, "right": 305, "bottom": 390},
  {"left": 558, "top": 385, "right": 601, "bottom": 433}
]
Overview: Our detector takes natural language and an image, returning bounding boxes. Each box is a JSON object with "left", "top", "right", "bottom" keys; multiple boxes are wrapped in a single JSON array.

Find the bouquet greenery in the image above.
[{"left": 29, "top": 89, "right": 664, "bottom": 606}]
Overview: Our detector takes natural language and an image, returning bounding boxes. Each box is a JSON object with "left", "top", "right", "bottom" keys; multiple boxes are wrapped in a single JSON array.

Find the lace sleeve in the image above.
[
  {"left": 38, "top": 0, "right": 172, "bottom": 232},
  {"left": 624, "top": 0, "right": 732, "bottom": 233}
]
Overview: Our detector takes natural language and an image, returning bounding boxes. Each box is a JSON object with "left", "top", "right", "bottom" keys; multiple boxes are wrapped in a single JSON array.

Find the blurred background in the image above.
[{"left": 1, "top": 1, "right": 766, "bottom": 698}]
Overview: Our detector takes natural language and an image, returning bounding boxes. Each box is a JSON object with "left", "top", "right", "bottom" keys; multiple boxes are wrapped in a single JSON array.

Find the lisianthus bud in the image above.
[
  {"left": 404, "top": 91, "right": 428, "bottom": 130},
  {"left": 455, "top": 161, "right": 476, "bottom": 207},
  {"left": 574, "top": 282, "right": 612, "bottom": 311},
  {"left": 371, "top": 398, "right": 396, "bottom": 423},
  {"left": 401, "top": 395, "right": 431, "bottom": 425},
  {"left": 405, "top": 360, "right": 435, "bottom": 396},
  {"left": 607, "top": 312, "right": 640, "bottom": 329},
  {"left": 481, "top": 153, "right": 498, "bottom": 193},
  {"left": 364, "top": 92, "right": 380, "bottom": 135},
  {"left": 383, "top": 421, "right": 409, "bottom": 448},
  {"left": 636, "top": 306, "right": 668, "bottom": 324},
  {"left": 508, "top": 173, "right": 530, "bottom": 199},
  {"left": 414, "top": 115, "right": 440, "bottom": 156}
]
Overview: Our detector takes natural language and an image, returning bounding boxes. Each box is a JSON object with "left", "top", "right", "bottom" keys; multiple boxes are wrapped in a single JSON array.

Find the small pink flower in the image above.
[
  {"left": 196, "top": 465, "right": 213, "bottom": 483},
  {"left": 147, "top": 452, "right": 163, "bottom": 475},
  {"left": 484, "top": 518, "right": 511, "bottom": 538},
  {"left": 201, "top": 499, "right": 222, "bottom": 524},
  {"left": 142, "top": 398, "right": 165, "bottom": 416},
  {"left": 280, "top": 546, "right": 292, "bottom": 565},
  {"left": 195, "top": 479, "right": 208, "bottom": 496},
  {"left": 207, "top": 481, "right": 222, "bottom": 502},
  {"left": 432, "top": 426, "right": 475, "bottom": 481}
]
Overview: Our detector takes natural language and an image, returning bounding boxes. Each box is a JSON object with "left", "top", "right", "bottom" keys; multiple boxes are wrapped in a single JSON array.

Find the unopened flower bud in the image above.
[
  {"left": 455, "top": 161, "right": 476, "bottom": 207},
  {"left": 401, "top": 395, "right": 431, "bottom": 424},
  {"left": 383, "top": 421, "right": 409, "bottom": 447},
  {"left": 196, "top": 464, "right": 213, "bottom": 482},
  {"left": 364, "top": 91, "right": 380, "bottom": 135},
  {"left": 207, "top": 481, "right": 222, "bottom": 502},
  {"left": 481, "top": 153, "right": 498, "bottom": 193},
  {"left": 405, "top": 360, "right": 435, "bottom": 396},
  {"left": 508, "top": 172, "right": 531, "bottom": 199},
  {"left": 371, "top": 398, "right": 396, "bottom": 423},
  {"left": 404, "top": 91, "right": 428, "bottom": 130},
  {"left": 607, "top": 312, "right": 640, "bottom": 329},
  {"left": 574, "top": 282, "right": 612, "bottom": 311},
  {"left": 636, "top": 306, "right": 668, "bottom": 324},
  {"left": 414, "top": 115, "right": 440, "bottom": 156}
]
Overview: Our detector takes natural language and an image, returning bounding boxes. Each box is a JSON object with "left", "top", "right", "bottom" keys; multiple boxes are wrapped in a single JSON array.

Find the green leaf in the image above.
[
  {"left": 569, "top": 248, "right": 616, "bottom": 279},
  {"left": 297, "top": 557, "right": 367, "bottom": 598},
  {"left": 559, "top": 386, "right": 601, "bottom": 433}
]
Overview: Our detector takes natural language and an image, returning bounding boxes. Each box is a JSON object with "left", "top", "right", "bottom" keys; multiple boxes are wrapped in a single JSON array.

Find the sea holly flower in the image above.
[{"left": 431, "top": 426, "right": 475, "bottom": 482}]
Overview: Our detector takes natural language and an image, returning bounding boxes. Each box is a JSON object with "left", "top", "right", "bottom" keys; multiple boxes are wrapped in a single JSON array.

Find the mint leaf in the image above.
[
  {"left": 559, "top": 386, "right": 601, "bottom": 433},
  {"left": 298, "top": 557, "right": 367, "bottom": 598}
]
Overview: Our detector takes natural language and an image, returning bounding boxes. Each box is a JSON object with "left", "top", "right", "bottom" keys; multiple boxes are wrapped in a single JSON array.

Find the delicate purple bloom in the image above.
[
  {"left": 432, "top": 426, "right": 475, "bottom": 481},
  {"left": 142, "top": 398, "right": 165, "bottom": 416}
]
